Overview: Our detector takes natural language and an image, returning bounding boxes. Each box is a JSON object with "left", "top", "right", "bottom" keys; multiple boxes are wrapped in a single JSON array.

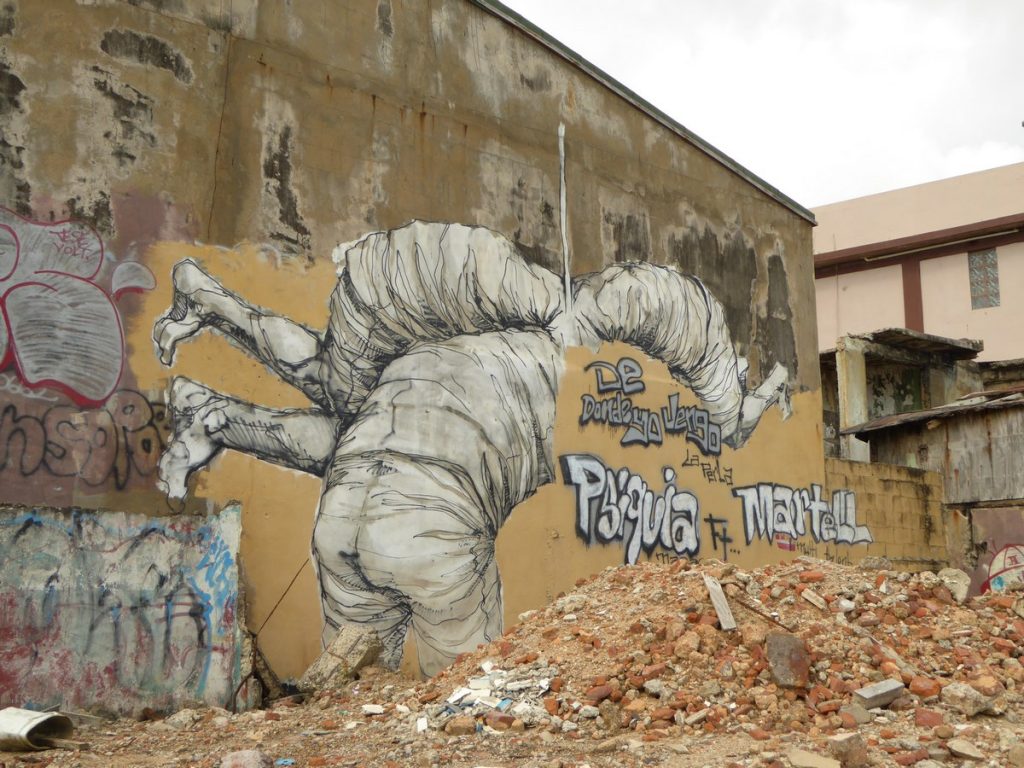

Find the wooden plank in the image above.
[
  {"left": 702, "top": 574, "right": 737, "bottom": 631},
  {"left": 801, "top": 589, "right": 827, "bottom": 611}
]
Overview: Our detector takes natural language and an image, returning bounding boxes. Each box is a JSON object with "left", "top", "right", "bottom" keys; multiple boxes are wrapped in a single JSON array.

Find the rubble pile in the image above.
[{"left": 9, "top": 557, "right": 1024, "bottom": 768}]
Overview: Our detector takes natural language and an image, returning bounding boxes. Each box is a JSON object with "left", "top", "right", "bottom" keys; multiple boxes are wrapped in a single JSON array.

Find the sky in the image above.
[{"left": 499, "top": 0, "right": 1024, "bottom": 208}]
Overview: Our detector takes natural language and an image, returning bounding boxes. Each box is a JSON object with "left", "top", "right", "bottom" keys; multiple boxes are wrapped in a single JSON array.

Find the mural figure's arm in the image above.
[
  {"left": 159, "top": 377, "right": 342, "bottom": 499},
  {"left": 572, "top": 263, "right": 789, "bottom": 447},
  {"left": 154, "top": 260, "right": 330, "bottom": 409}
]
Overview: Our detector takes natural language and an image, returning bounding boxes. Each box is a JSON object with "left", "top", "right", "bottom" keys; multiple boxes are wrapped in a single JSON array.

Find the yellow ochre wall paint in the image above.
[{"left": 1, "top": 0, "right": 932, "bottom": 697}]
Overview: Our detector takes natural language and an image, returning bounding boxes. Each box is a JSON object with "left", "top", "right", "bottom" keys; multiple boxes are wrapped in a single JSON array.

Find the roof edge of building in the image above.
[{"left": 470, "top": 0, "right": 816, "bottom": 226}]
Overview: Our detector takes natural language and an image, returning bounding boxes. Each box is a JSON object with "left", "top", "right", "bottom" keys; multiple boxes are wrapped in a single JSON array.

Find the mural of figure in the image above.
[{"left": 153, "top": 221, "right": 789, "bottom": 675}]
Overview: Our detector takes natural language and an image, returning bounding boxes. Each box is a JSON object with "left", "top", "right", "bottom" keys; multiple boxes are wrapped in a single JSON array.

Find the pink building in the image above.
[{"left": 814, "top": 162, "right": 1024, "bottom": 361}]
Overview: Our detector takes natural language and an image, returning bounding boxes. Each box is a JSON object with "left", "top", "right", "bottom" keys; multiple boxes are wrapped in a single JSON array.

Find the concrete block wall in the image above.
[{"left": 825, "top": 457, "right": 947, "bottom": 570}]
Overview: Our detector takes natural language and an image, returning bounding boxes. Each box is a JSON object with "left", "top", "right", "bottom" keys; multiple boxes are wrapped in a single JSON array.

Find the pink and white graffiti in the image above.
[{"left": 0, "top": 208, "right": 154, "bottom": 406}]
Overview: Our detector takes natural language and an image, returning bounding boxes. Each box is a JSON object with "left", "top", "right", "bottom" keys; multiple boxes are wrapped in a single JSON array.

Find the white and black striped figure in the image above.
[{"left": 153, "top": 221, "right": 789, "bottom": 675}]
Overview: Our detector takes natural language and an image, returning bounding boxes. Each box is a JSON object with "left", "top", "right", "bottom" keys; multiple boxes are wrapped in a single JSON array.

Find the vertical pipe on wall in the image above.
[{"left": 558, "top": 123, "right": 572, "bottom": 313}]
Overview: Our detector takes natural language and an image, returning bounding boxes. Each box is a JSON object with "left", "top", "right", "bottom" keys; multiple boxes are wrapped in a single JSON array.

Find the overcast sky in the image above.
[{"left": 499, "top": 0, "right": 1024, "bottom": 208}]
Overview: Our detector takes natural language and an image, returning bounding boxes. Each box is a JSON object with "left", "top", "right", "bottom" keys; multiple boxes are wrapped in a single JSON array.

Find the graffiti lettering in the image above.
[
  {"left": 682, "top": 450, "right": 733, "bottom": 486},
  {"left": 560, "top": 453, "right": 700, "bottom": 564},
  {"left": 705, "top": 514, "right": 734, "bottom": 562},
  {"left": 580, "top": 358, "right": 722, "bottom": 455},
  {"left": 983, "top": 545, "right": 1024, "bottom": 592},
  {"left": 0, "top": 390, "right": 166, "bottom": 490},
  {"left": 585, "top": 357, "right": 645, "bottom": 395},
  {"left": 0, "top": 507, "right": 246, "bottom": 714},
  {"left": 0, "top": 208, "right": 155, "bottom": 405},
  {"left": 662, "top": 393, "right": 721, "bottom": 454},
  {"left": 580, "top": 392, "right": 664, "bottom": 446},
  {"left": 732, "top": 483, "right": 872, "bottom": 548}
]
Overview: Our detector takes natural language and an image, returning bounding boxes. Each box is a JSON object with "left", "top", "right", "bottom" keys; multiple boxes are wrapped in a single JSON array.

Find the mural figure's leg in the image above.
[
  {"left": 407, "top": 557, "right": 503, "bottom": 676},
  {"left": 155, "top": 260, "right": 329, "bottom": 407},
  {"left": 160, "top": 377, "right": 341, "bottom": 499},
  {"left": 312, "top": 449, "right": 505, "bottom": 676},
  {"left": 313, "top": 546, "right": 413, "bottom": 670}
]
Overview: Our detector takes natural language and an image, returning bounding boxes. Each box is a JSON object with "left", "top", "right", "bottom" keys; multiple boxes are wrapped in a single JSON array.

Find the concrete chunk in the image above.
[
  {"left": 766, "top": 631, "right": 810, "bottom": 688},
  {"left": 297, "top": 625, "right": 382, "bottom": 692},
  {"left": 853, "top": 678, "right": 905, "bottom": 709},
  {"left": 787, "top": 748, "right": 841, "bottom": 768}
]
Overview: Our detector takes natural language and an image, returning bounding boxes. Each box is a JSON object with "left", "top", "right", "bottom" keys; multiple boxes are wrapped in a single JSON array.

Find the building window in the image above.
[{"left": 968, "top": 248, "right": 999, "bottom": 309}]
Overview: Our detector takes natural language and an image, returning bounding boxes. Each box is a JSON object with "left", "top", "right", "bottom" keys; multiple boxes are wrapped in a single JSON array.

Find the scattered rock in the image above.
[
  {"left": 1008, "top": 742, "right": 1024, "bottom": 767},
  {"left": 828, "top": 732, "right": 868, "bottom": 767},
  {"left": 765, "top": 631, "right": 809, "bottom": 688},
  {"left": 937, "top": 568, "right": 971, "bottom": 604},
  {"left": 220, "top": 750, "right": 273, "bottom": 768},
  {"left": 787, "top": 747, "right": 841, "bottom": 768},
  {"left": 940, "top": 682, "right": 992, "bottom": 717},
  {"left": 444, "top": 715, "right": 477, "bottom": 735},
  {"left": 946, "top": 738, "right": 985, "bottom": 761},
  {"left": 853, "top": 679, "right": 905, "bottom": 709},
  {"left": 297, "top": 625, "right": 382, "bottom": 692}
]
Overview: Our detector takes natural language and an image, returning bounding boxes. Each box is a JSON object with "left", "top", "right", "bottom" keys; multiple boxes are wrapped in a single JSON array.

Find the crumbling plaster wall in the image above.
[
  {"left": 4, "top": 0, "right": 816, "bottom": 385},
  {"left": 1, "top": 0, "right": 822, "bottom": 687}
]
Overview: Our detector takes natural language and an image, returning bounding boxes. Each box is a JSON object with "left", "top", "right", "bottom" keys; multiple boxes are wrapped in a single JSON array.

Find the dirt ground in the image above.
[{"left": 4, "top": 557, "right": 1024, "bottom": 768}]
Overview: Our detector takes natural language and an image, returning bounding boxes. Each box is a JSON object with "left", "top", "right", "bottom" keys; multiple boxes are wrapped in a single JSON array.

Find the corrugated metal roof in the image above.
[
  {"left": 469, "top": 0, "right": 816, "bottom": 225},
  {"left": 852, "top": 328, "right": 982, "bottom": 359},
  {"left": 844, "top": 391, "right": 1024, "bottom": 438}
]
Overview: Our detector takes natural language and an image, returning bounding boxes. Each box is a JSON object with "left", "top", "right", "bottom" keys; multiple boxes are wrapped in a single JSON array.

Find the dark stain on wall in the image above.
[
  {"left": 91, "top": 67, "right": 157, "bottom": 167},
  {"left": 0, "top": 138, "right": 30, "bottom": 215},
  {"left": 125, "top": 0, "right": 185, "bottom": 12},
  {"left": 0, "top": 3, "right": 15, "bottom": 37},
  {"left": 66, "top": 191, "right": 113, "bottom": 235},
  {"left": 100, "top": 29, "right": 193, "bottom": 84},
  {"left": 604, "top": 211, "right": 650, "bottom": 263},
  {"left": 0, "top": 59, "right": 24, "bottom": 117},
  {"left": 754, "top": 253, "right": 798, "bottom": 380},
  {"left": 510, "top": 179, "right": 558, "bottom": 269},
  {"left": 263, "top": 124, "right": 311, "bottom": 257},
  {"left": 520, "top": 70, "right": 551, "bottom": 92},
  {"left": 377, "top": 0, "right": 393, "bottom": 37},
  {"left": 0, "top": 59, "right": 29, "bottom": 215},
  {"left": 667, "top": 226, "right": 757, "bottom": 351}
]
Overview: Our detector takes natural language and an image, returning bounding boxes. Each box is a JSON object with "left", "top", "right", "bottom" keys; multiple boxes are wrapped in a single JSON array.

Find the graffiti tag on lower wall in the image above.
[
  {"left": 562, "top": 454, "right": 870, "bottom": 563},
  {"left": 0, "top": 389, "right": 166, "bottom": 491},
  {"left": 733, "top": 483, "right": 872, "bottom": 548},
  {"left": 0, "top": 505, "right": 249, "bottom": 716},
  {"left": 983, "top": 544, "right": 1024, "bottom": 592},
  {"left": 579, "top": 357, "right": 722, "bottom": 455}
]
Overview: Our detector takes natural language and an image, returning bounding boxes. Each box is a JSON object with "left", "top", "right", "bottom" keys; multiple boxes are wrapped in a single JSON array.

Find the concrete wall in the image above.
[
  {"left": 823, "top": 458, "right": 948, "bottom": 571},
  {"left": 0, "top": 0, "right": 833, "bottom": 695},
  {"left": 0, "top": 505, "right": 252, "bottom": 716},
  {"left": 813, "top": 164, "right": 1024, "bottom": 357}
]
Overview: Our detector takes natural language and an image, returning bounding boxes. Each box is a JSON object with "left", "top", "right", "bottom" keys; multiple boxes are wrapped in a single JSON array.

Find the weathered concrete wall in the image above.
[
  {"left": 0, "top": 0, "right": 829, "bottom": 689},
  {"left": 0, "top": 504, "right": 252, "bottom": 716},
  {"left": 824, "top": 458, "right": 948, "bottom": 571}
]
